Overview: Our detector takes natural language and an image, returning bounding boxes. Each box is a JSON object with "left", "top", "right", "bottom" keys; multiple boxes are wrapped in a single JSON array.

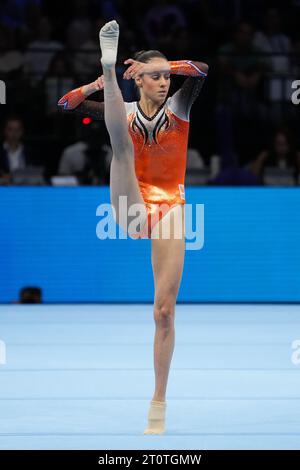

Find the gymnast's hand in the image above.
[
  {"left": 123, "top": 59, "right": 170, "bottom": 79},
  {"left": 87, "top": 75, "right": 105, "bottom": 93},
  {"left": 58, "top": 76, "right": 104, "bottom": 110}
]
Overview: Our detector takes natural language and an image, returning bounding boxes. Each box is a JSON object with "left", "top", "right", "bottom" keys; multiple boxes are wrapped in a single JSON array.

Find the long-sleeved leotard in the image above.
[
  {"left": 126, "top": 72, "right": 207, "bottom": 237},
  {"left": 58, "top": 60, "right": 208, "bottom": 236}
]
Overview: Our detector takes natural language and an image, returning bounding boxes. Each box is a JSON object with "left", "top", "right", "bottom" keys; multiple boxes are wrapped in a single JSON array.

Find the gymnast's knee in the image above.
[
  {"left": 154, "top": 297, "right": 176, "bottom": 328},
  {"left": 127, "top": 209, "right": 149, "bottom": 239}
]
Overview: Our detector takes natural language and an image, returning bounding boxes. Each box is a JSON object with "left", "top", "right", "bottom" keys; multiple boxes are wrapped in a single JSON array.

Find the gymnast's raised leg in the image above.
[{"left": 99, "top": 20, "right": 147, "bottom": 235}]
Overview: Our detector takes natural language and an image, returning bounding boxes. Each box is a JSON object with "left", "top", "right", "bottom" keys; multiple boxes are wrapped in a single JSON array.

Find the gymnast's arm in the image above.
[
  {"left": 169, "top": 59, "right": 209, "bottom": 79},
  {"left": 168, "top": 60, "right": 209, "bottom": 120},
  {"left": 57, "top": 76, "right": 105, "bottom": 121}
]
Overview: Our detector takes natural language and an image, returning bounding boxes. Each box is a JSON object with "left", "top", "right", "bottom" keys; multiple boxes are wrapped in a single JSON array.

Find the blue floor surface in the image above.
[{"left": 0, "top": 304, "right": 299, "bottom": 449}]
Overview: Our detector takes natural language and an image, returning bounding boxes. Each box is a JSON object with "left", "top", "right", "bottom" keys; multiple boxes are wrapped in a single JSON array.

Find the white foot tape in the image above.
[{"left": 99, "top": 20, "right": 119, "bottom": 68}]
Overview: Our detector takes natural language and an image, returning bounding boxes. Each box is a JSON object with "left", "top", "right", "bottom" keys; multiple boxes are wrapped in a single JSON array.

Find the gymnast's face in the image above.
[{"left": 136, "top": 58, "right": 171, "bottom": 104}]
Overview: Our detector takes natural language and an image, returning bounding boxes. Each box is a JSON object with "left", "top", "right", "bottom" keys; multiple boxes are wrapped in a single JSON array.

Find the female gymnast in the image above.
[{"left": 58, "top": 20, "right": 208, "bottom": 435}]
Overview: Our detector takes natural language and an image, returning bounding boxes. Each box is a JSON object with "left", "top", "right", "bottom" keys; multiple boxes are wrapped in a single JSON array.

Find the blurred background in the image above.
[{"left": 0, "top": 0, "right": 300, "bottom": 302}]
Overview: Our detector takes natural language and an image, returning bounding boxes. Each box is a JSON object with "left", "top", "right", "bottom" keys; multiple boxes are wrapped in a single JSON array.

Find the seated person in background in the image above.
[
  {"left": 58, "top": 120, "right": 112, "bottom": 185},
  {"left": 0, "top": 116, "right": 42, "bottom": 184},
  {"left": 0, "top": 116, "right": 29, "bottom": 183},
  {"left": 249, "top": 127, "right": 300, "bottom": 183},
  {"left": 19, "top": 287, "right": 42, "bottom": 304}
]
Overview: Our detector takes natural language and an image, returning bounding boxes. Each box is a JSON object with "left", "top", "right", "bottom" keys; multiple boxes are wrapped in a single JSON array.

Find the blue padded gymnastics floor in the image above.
[{"left": 0, "top": 304, "right": 300, "bottom": 450}]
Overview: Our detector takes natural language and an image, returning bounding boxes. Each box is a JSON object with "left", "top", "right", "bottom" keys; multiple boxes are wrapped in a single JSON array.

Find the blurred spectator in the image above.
[
  {"left": 0, "top": 25, "right": 24, "bottom": 78},
  {"left": 19, "top": 286, "right": 42, "bottom": 303},
  {"left": 253, "top": 8, "right": 292, "bottom": 103},
  {"left": 186, "top": 147, "right": 205, "bottom": 170},
  {"left": 185, "top": 147, "right": 212, "bottom": 185},
  {"left": 1, "top": 116, "right": 28, "bottom": 180},
  {"left": 0, "top": 116, "right": 43, "bottom": 185},
  {"left": 216, "top": 21, "right": 266, "bottom": 166},
  {"left": 25, "top": 16, "right": 63, "bottom": 83},
  {"left": 58, "top": 121, "right": 112, "bottom": 185},
  {"left": 66, "top": 0, "right": 92, "bottom": 50},
  {"left": 198, "top": 0, "right": 264, "bottom": 52},
  {"left": 218, "top": 22, "right": 265, "bottom": 110},
  {"left": 43, "top": 52, "right": 75, "bottom": 116},
  {"left": 142, "top": 0, "right": 187, "bottom": 49},
  {"left": 248, "top": 127, "right": 300, "bottom": 184},
  {"left": 73, "top": 17, "right": 104, "bottom": 81},
  {"left": 58, "top": 141, "right": 88, "bottom": 175},
  {"left": 254, "top": 8, "right": 291, "bottom": 76}
]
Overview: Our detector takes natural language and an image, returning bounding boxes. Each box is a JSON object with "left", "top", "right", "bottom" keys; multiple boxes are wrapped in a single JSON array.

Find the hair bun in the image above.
[{"left": 133, "top": 50, "right": 146, "bottom": 60}]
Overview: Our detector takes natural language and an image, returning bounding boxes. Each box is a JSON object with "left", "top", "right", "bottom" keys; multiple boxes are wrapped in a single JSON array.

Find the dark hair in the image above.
[
  {"left": 269, "top": 127, "right": 298, "bottom": 167},
  {"left": 133, "top": 50, "right": 168, "bottom": 99},
  {"left": 4, "top": 115, "right": 24, "bottom": 126},
  {"left": 133, "top": 50, "right": 168, "bottom": 63},
  {"left": 2, "top": 115, "right": 24, "bottom": 135},
  {"left": 272, "top": 127, "right": 294, "bottom": 151},
  {"left": 19, "top": 287, "right": 42, "bottom": 304}
]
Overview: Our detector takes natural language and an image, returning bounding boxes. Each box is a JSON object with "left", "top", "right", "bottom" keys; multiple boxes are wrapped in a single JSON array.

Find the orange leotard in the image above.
[
  {"left": 58, "top": 61, "right": 207, "bottom": 237},
  {"left": 125, "top": 97, "right": 191, "bottom": 237}
]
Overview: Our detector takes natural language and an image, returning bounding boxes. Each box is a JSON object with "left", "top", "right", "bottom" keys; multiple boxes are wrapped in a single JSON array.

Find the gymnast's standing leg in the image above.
[{"left": 144, "top": 205, "right": 185, "bottom": 434}]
